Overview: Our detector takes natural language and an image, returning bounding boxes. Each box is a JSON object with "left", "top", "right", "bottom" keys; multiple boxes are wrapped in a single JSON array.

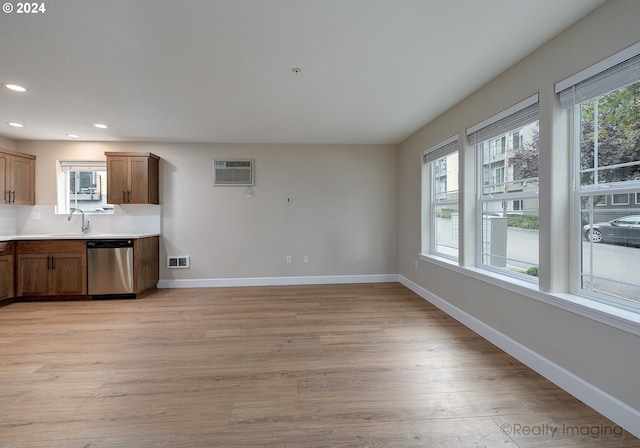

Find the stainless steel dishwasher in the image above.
[{"left": 87, "top": 239, "right": 134, "bottom": 297}]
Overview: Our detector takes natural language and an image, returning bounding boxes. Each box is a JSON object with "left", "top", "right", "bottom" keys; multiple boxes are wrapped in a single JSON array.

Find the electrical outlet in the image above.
[
  {"left": 286, "top": 255, "right": 292, "bottom": 264},
  {"left": 304, "top": 255, "right": 309, "bottom": 264}
]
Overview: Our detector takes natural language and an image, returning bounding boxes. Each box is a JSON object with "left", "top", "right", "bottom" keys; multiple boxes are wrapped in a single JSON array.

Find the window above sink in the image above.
[{"left": 57, "top": 161, "right": 114, "bottom": 215}]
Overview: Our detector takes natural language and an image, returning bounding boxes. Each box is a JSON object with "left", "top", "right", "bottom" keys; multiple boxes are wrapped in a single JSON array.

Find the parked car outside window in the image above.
[{"left": 583, "top": 215, "right": 640, "bottom": 246}]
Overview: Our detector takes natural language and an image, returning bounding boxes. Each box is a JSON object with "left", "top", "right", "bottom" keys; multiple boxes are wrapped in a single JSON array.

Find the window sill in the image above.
[{"left": 419, "top": 253, "right": 640, "bottom": 336}]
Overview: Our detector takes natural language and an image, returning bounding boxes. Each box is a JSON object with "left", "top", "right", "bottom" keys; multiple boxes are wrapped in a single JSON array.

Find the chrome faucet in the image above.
[{"left": 68, "top": 208, "right": 90, "bottom": 233}]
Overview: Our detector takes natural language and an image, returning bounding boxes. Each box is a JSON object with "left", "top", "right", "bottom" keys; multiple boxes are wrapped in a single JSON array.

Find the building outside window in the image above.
[
  {"left": 467, "top": 94, "right": 540, "bottom": 279},
  {"left": 423, "top": 136, "right": 459, "bottom": 261},
  {"left": 612, "top": 193, "right": 630, "bottom": 205}
]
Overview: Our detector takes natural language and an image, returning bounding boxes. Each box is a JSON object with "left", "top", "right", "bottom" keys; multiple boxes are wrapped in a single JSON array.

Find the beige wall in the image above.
[
  {"left": 0, "top": 135, "right": 16, "bottom": 150},
  {"left": 398, "top": 0, "right": 640, "bottom": 418},
  {"left": 17, "top": 140, "right": 398, "bottom": 281}
]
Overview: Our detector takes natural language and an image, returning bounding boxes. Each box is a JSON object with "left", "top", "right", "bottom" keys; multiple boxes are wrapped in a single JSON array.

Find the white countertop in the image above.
[{"left": 1, "top": 233, "right": 160, "bottom": 241}]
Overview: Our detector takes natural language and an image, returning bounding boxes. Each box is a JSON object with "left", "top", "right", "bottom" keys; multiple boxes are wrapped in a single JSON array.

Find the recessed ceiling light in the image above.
[
  {"left": 67, "top": 134, "right": 81, "bottom": 139},
  {"left": 93, "top": 123, "right": 108, "bottom": 129},
  {"left": 7, "top": 122, "right": 25, "bottom": 128},
  {"left": 3, "top": 83, "right": 27, "bottom": 92}
]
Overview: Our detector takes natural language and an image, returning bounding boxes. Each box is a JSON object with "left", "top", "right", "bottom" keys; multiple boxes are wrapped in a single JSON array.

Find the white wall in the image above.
[
  {"left": 17, "top": 140, "right": 398, "bottom": 283},
  {"left": 398, "top": 0, "right": 640, "bottom": 434}
]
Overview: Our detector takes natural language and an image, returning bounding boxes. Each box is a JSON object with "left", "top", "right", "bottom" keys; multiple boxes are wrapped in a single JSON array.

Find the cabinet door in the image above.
[
  {"left": 129, "top": 157, "right": 149, "bottom": 204},
  {"left": 0, "top": 152, "right": 8, "bottom": 204},
  {"left": 0, "top": 254, "right": 14, "bottom": 299},
  {"left": 10, "top": 155, "right": 35, "bottom": 205},
  {"left": 17, "top": 255, "right": 51, "bottom": 296},
  {"left": 52, "top": 254, "right": 87, "bottom": 295},
  {"left": 134, "top": 236, "right": 159, "bottom": 293},
  {"left": 107, "top": 156, "right": 129, "bottom": 204}
]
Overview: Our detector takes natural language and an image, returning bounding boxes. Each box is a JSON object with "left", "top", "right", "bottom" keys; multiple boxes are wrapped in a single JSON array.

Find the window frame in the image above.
[
  {"left": 560, "top": 53, "right": 640, "bottom": 308},
  {"left": 422, "top": 135, "right": 460, "bottom": 261},
  {"left": 467, "top": 94, "right": 540, "bottom": 281},
  {"left": 57, "top": 160, "right": 114, "bottom": 215}
]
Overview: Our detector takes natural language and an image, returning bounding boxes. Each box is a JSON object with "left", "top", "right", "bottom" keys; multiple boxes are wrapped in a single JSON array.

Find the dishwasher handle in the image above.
[{"left": 87, "top": 239, "right": 134, "bottom": 249}]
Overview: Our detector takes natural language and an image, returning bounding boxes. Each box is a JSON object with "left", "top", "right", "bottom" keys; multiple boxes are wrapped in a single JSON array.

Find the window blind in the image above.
[
  {"left": 60, "top": 161, "right": 105, "bottom": 172},
  {"left": 423, "top": 134, "right": 459, "bottom": 164},
  {"left": 555, "top": 42, "right": 640, "bottom": 109},
  {"left": 466, "top": 94, "right": 539, "bottom": 144}
]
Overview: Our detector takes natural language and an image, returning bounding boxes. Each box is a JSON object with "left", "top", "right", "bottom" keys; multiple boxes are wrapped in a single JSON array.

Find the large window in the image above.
[
  {"left": 557, "top": 50, "right": 640, "bottom": 305},
  {"left": 58, "top": 161, "right": 113, "bottom": 214},
  {"left": 423, "top": 136, "right": 459, "bottom": 260},
  {"left": 467, "top": 94, "right": 540, "bottom": 279}
]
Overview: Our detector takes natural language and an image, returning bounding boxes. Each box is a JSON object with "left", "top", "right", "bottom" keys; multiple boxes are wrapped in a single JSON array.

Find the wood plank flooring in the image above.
[{"left": 0, "top": 283, "right": 637, "bottom": 447}]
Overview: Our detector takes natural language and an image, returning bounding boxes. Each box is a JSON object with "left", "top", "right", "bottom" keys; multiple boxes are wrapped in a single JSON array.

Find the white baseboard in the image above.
[
  {"left": 158, "top": 274, "right": 399, "bottom": 289},
  {"left": 399, "top": 275, "right": 640, "bottom": 439}
]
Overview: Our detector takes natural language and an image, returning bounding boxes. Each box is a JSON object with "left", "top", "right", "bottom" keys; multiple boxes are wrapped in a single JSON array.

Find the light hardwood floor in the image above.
[{"left": 0, "top": 283, "right": 637, "bottom": 447}]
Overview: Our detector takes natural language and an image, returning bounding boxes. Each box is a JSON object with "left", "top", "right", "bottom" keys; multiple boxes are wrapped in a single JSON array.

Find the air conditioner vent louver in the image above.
[
  {"left": 167, "top": 256, "right": 190, "bottom": 269},
  {"left": 213, "top": 160, "right": 254, "bottom": 186}
]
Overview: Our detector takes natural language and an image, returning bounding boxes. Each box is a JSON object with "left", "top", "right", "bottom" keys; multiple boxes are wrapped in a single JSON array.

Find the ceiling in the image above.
[{"left": 0, "top": 0, "right": 605, "bottom": 145}]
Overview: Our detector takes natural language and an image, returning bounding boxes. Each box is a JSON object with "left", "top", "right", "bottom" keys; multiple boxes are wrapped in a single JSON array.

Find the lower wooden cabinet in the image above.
[
  {"left": 11, "top": 237, "right": 158, "bottom": 300},
  {"left": 0, "top": 242, "right": 15, "bottom": 300},
  {"left": 16, "top": 240, "right": 87, "bottom": 296},
  {"left": 134, "top": 236, "right": 159, "bottom": 295}
]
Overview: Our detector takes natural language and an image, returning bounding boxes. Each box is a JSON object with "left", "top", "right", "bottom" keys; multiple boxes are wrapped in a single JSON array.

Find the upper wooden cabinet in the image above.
[
  {"left": 0, "top": 148, "right": 36, "bottom": 205},
  {"left": 105, "top": 152, "right": 159, "bottom": 204}
]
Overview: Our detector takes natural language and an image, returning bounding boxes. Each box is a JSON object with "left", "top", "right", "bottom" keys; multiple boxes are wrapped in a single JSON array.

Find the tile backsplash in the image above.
[
  {"left": 0, "top": 208, "right": 17, "bottom": 236},
  {"left": 1, "top": 204, "right": 161, "bottom": 236}
]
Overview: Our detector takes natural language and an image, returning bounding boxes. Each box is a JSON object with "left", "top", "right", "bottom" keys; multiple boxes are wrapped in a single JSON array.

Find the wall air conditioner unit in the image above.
[{"left": 213, "top": 160, "right": 254, "bottom": 186}]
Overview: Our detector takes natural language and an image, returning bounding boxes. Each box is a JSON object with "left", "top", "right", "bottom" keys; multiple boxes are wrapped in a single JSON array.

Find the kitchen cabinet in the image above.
[
  {"left": 134, "top": 236, "right": 159, "bottom": 296},
  {"left": 0, "top": 148, "right": 36, "bottom": 205},
  {"left": 0, "top": 242, "right": 14, "bottom": 300},
  {"left": 106, "top": 152, "right": 159, "bottom": 204},
  {"left": 16, "top": 240, "right": 87, "bottom": 297}
]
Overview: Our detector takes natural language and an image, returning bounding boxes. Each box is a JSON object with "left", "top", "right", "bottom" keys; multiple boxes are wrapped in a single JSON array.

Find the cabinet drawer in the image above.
[
  {"left": 0, "top": 241, "right": 14, "bottom": 255},
  {"left": 17, "top": 240, "right": 86, "bottom": 254}
]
